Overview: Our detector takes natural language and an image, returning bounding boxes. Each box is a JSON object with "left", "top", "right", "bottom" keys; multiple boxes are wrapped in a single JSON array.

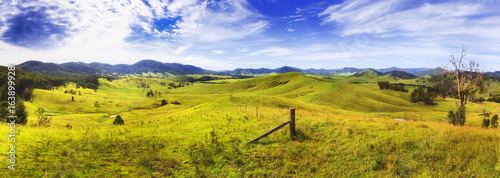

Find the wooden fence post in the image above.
[
  {"left": 290, "top": 108, "right": 297, "bottom": 140},
  {"left": 246, "top": 107, "right": 298, "bottom": 144},
  {"left": 256, "top": 107, "right": 259, "bottom": 120}
]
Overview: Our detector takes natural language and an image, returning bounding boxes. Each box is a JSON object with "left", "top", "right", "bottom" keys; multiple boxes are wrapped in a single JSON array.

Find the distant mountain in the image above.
[
  {"left": 485, "top": 71, "right": 500, "bottom": 78},
  {"left": 352, "top": 69, "right": 418, "bottom": 79},
  {"left": 387, "top": 70, "right": 418, "bottom": 79},
  {"left": 335, "top": 67, "right": 367, "bottom": 73},
  {"left": 415, "top": 67, "right": 446, "bottom": 77},
  {"left": 232, "top": 68, "right": 274, "bottom": 75},
  {"left": 231, "top": 66, "right": 302, "bottom": 75},
  {"left": 376, "top": 67, "right": 431, "bottom": 74},
  {"left": 16, "top": 61, "right": 95, "bottom": 79},
  {"left": 15, "top": 60, "right": 454, "bottom": 79},
  {"left": 17, "top": 60, "right": 208, "bottom": 78},
  {"left": 352, "top": 69, "right": 383, "bottom": 77},
  {"left": 277, "top": 66, "right": 302, "bottom": 73}
]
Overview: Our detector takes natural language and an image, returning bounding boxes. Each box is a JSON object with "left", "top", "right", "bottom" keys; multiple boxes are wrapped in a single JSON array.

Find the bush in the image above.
[
  {"left": 491, "top": 115, "right": 499, "bottom": 128},
  {"left": 482, "top": 118, "right": 490, "bottom": 128},
  {"left": 38, "top": 116, "right": 52, "bottom": 127},
  {"left": 161, "top": 99, "right": 168, "bottom": 106},
  {"left": 448, "top": 108, "right": 466, "bottom": 126},
  {"left": 113, "top": 115, "right": 125, "bottom": 125}
]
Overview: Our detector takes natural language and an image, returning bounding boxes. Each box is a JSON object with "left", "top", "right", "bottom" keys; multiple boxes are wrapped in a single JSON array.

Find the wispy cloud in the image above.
[
  {"left": 212, "top": 49, "right": 225, "bottom": 54},
  {"left": 169, "top": 0, "right": 268, "bottom": 42}
]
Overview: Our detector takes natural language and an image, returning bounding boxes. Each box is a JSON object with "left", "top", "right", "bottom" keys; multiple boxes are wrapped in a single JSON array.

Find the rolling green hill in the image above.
[{"left": 1, "top": 72, "right": 500, "bottom": 177}]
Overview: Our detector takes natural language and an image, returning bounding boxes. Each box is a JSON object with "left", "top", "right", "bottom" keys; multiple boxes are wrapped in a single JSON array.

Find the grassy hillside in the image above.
[{"left": 1, "top": 72, "right": 500, "bottom": 177}]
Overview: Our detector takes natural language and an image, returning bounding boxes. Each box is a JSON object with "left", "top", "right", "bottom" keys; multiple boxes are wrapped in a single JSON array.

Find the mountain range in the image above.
[{"left": 14, "top": 60, "right": 499, "bottom": 78}]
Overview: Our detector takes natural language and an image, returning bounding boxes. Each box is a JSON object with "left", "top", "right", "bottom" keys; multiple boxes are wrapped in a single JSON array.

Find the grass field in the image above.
[{"left": 2, "top": 72, "right": 500, "bottom": 177}]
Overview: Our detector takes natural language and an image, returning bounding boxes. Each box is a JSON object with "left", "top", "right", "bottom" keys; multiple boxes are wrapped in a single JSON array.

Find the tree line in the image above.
[{"left": 0, "top": 67, "right": 100, "bottom": 125}]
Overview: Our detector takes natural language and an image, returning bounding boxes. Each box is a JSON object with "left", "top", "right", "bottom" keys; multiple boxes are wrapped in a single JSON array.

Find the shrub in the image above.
[
  {"left": 448, "top": 108, "right": 466, "bottom": 126},
  {"left": 38, "top": 116, "right": 52, "bottom": 127},
  {"left": 482, "top": 118, "right": 490, "bottom": 128},
  {"left": 161, "top": 99, "right": 168, "bottom": 106},
  {"left": 491, "top": 115, "right": 499, "bottom": 128},
  {"left": 113, "top": 115, "right": 125, "bottom": 125}
]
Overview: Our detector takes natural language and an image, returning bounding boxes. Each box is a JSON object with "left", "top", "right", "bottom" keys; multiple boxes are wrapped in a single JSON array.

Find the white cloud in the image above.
[
  {"left": 236, "top": 48, "right": 248, "bottom": 52},
  {"left": 212, "top": 49, "right": 225, "bottom": 54},
  {"left": 251, "top": 47, "right": 293, "bottom": 56},
  {"left": 174, "top": 43, "right": 192, "bottom": 54},
  {"left": 319, "top": 0, "right": 500, "bottom": 39},
  {"left": 169, "top": 0, "right": 268, "bottom": 42}
]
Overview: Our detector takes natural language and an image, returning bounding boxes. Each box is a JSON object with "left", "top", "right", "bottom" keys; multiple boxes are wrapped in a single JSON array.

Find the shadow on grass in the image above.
[{"left": 246, "top": 129, "right": 311, "bottom": 145}]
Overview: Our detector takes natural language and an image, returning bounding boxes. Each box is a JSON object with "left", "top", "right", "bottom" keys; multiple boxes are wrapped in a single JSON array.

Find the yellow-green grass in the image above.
[{"left": 1, "top": 72, "right": 500, "bottom": 177}]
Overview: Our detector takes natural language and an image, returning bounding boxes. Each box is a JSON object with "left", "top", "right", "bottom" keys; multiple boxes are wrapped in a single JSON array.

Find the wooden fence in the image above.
[{"left": 247, "top": 108, "right": 296, "bottom": 144}]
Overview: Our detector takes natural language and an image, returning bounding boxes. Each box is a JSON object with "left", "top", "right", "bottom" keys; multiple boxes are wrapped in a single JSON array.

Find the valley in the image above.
[{"left": 1, "top": 70, "right": 500, "bottom": 177}]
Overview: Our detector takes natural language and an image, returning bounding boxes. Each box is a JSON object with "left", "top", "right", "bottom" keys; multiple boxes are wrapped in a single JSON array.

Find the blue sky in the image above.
[{"left": 0, "top": 0, "right": 499, "bottom": 71}]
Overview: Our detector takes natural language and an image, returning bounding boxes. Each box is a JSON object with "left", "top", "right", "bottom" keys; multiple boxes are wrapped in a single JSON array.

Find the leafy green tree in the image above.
[
  {"left": 15, "top": 101, "right": 28, "bottom": 125},
  {"left": 411, "top": 88, "right": 435, "bottom": 105},
  {"left": 0, "top": 101, "right": 8, "bottom": 122}
]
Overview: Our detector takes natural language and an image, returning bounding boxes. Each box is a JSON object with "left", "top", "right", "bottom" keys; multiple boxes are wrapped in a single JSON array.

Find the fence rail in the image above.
[{"left": 247, "top": 108, "right": 297, "bottom": 144}]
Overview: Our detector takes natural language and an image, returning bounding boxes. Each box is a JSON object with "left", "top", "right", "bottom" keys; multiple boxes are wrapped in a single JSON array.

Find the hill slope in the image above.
[{"left": 173, "top": 72, "right": 417, "bottom": 113}]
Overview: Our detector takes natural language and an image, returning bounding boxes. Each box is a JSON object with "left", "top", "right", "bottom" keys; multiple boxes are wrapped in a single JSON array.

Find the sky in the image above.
[{"left": 0, "top": 0, "right": 499, "bottom": 71}]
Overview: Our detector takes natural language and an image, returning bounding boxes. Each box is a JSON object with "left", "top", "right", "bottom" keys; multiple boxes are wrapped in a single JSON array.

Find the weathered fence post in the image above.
[
  {"left": 256, "top": 107, "right": 259, "bottom": 120},
  {"left": 290, "top": 108, "right": 297, "bottom": 140},
  {"left": 246, "top": 107, "right": 298, "bottom": 144}
]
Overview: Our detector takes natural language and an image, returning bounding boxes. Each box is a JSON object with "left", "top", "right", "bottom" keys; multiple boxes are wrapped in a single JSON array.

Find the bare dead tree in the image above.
[{"left": 445, "top": 46, "right": 487, "bottom": 125}]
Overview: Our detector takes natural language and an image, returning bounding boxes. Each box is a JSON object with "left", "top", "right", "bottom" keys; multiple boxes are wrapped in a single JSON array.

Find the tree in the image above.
[
  {"left": 0, "top": 101, "right": 9, "bottom": 122},
  {"left": 446, "top": 46, "right": 487, "bottom": 126},
  {"left": 15, "top": 101, "right": 28, "bottom": 125},
  {"left": 411, "top": 88, "right": 435, "bottom": 105}
]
